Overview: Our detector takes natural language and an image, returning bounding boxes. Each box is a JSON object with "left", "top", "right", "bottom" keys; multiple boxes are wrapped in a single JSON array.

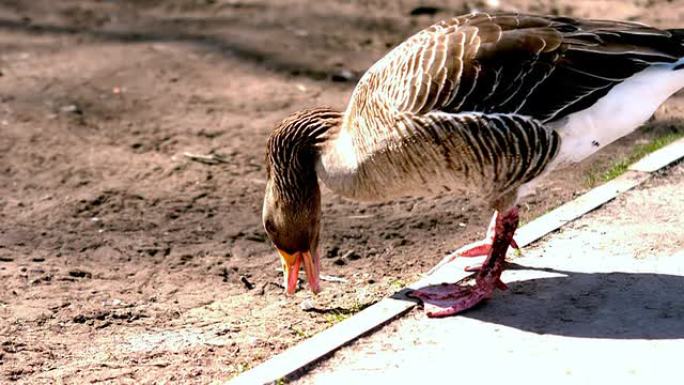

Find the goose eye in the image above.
[{"left": 264, "top": 220, "right": 277, "bottom": 234}]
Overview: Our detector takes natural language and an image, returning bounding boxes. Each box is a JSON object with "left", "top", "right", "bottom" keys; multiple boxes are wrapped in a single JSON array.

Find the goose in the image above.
[{"left": 262, "top": 13, "right": 684, "bottom": 317}]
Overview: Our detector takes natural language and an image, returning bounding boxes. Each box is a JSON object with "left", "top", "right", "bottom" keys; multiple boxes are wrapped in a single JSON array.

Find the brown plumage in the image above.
[{"left": 262, "top": 13, "right": 684, "bottom": 315}]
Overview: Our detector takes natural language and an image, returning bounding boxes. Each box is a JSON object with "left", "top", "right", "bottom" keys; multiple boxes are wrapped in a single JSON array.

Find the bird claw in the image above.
[
  {"left": 426, "top": 211, "right": 521, "bottom": 276},
  {"left": 464, "top": 263, "right": 481, "bottom": 273},
  {"left": 414, "top": 207, "right": 519, "bottom": 317},
  {"left": 408, "top": 274, "right": 508, "bottom": 318},
  {"left": 408, "top": 281, "right": 490, "bottom": 317}
]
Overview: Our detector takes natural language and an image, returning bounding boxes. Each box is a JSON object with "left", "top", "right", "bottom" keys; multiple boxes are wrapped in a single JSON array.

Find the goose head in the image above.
[
  {"left": 262, "top": 107, "right": 342, "bottom": 294},
  {"left": 262, "top": 179, "right": 321, "bottom": 295}
]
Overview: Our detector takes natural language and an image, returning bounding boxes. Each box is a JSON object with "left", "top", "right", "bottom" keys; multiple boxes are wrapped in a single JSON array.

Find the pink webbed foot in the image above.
[
  {"left": 427, "top": 211, "right": 521, "bottom": 275},
  {"left": 410, "top": 207, "right": 519, "bottom": 317},
  {"left": 408, "top": 275, "right": 505, "bottom": 317}
]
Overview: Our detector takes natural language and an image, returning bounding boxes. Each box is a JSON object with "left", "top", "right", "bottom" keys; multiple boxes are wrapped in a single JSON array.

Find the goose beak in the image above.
[{"left": 277, "top": 249, "right": 321, "bottom": 295}]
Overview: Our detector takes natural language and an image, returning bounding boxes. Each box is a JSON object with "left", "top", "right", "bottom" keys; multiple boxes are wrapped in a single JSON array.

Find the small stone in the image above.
[
  {"left": 60, "top": 104, "right": 82, "bottom": 115},
  {"left": 300, "top": 299, "right": 315, "bottom": 311},
  {"left": 331, "top": 69, "right": 354, "bottom": 82},
  {"left": 472, "top": 0, "right": 500, "bottom": 9},
  {"left": 409, "top": 6, "right": 441, "bottom": 16},
  {"left": 69, "top": 270, "right": 92, "bottom": 279}
]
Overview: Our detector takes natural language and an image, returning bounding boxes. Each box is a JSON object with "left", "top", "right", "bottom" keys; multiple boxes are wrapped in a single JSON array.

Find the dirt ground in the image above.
[{"left": 1, "top": 0, "right": 683, "bottom": 383}]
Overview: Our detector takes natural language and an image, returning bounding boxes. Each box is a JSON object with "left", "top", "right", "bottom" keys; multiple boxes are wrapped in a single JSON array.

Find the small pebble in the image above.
[
  {"left": 331, "top": 69, "right": 354, "bottom": 82},
  {"left": 69, "top": 270, "right": 92, "bottom": 279},
  {"left": 60, "top": 104, "right": 82, "bottom": 114},
  {"left": 409, "top": 6, "right": 440, "bottom": 16},
  {"left": 300, "top": 299, "right": 315, "bottom": 311}
]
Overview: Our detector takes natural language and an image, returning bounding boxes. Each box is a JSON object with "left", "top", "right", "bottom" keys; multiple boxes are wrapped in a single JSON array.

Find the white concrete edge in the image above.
[
  {"left": 514, "top": 170, "right": 650, "bottom": 248},
  {"left": 227, "top": 139, "right": 684, "bottom": 385},
  {"left": 629, "top": 137, "right": 684, "bottom": 172},
  {"left": 228, "top": 297, "right": 414, "bottom": 385}
]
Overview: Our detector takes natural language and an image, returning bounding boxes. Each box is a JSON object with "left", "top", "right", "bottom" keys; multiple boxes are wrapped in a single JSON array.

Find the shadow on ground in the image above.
[
  {"left": 0, "top": 1, "right": 418, "bottom": 81},
  {"left": 403, "top": 262, "right": 684, "bottom": 340}
]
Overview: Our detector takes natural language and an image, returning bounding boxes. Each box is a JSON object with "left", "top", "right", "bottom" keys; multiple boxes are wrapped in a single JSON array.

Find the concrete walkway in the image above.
[{"left": 296, "top": 163, "right": 684, "bottom": 385}]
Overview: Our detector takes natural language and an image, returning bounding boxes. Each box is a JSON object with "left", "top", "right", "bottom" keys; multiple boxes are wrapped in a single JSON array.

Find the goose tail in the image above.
[
  {"left": 667, "top": 29, "right": 684, "bottom": 70},
  {"left": 667, "top": 28, "right": 684, "bottom": 42}
]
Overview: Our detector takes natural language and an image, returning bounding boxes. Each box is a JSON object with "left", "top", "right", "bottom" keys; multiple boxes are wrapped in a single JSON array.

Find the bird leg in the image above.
[
  {"left": 427, "top": 210, "right": 520, "bottom": 275},
  {"left": 409, "top": 207, "right": 519, "bottom": 317},
  {"left": 458, "top": 210, "right": 521, "bottom": 255}
]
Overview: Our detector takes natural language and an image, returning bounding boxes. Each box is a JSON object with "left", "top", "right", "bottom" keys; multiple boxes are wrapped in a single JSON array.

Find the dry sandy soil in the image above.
[{"left": 1, "top": 0, "right": 683, "bottom": 383}]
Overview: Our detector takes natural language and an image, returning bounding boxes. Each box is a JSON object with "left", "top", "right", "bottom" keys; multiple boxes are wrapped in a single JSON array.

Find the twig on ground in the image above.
[
  {"left": 240, "top": 275, "right": 255, "bottom": 290},
  {"left": 320, "top": 274, "right": 348, "bottom": 283},
  {"left": 274, "top": 268, "right": 348, "bottom": 284},
  {"left": 183, "top": 152, "right": 229, "bottom": 165}
]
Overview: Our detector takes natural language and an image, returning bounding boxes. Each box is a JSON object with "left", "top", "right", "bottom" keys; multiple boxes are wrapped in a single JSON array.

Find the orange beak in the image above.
[{"left": 277, "top": 248, "right": 321, "bottom": 295}]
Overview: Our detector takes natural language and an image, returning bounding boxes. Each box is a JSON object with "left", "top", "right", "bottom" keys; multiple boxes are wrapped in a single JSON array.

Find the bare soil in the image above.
[{"left": 0, "top": 0, "right": 683, "bottom": 383}]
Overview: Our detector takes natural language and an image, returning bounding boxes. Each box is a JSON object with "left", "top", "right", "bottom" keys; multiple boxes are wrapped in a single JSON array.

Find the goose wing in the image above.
[
  {"left": 347, "top": 112, "right": 561, "bottom": 206},
  {"left": 329, "top": 13, "right": 684, "bottom": 202},
  {"left": 346, "top": 12, "right": 684, "bottom": 129}
]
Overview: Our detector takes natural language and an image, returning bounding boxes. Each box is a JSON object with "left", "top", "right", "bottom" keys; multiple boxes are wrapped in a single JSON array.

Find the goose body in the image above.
[
  {"left": 315, "top": 13, "right": 684, "bottom": 205},
  {"left": 318, "top": 112, "right": 559, "bottom": 205},
  {"left": 263, "top": 13, "right": 684, "bottom": 315}
]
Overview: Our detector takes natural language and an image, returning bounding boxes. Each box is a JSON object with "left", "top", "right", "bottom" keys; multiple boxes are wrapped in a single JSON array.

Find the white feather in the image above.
[
  {"left": 549, "top": 62, "right": 684, "bottom": 168},
  {"left": 316, "top": 128, "right": 358, "bottom": 194}
]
